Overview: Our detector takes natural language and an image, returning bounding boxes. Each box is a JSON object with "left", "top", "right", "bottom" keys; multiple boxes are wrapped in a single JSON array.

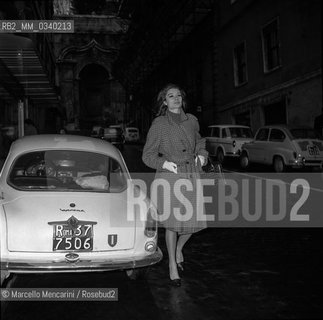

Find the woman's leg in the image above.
[
  {"left": 165, "top": 229, "right": 180, "bottom": 280},
  {"left": 176, "top": 233, "right": 192, "bottom": 263}
]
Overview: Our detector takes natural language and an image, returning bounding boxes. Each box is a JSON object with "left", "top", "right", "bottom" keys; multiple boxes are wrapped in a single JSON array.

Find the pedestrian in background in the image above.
[
  {"left": 314, "top": 107, "right": 323, "bottom": 138},
  {"left": 24, "top": 118, "right": 38, "bottom": 136},
  {"left": 142, "top": 83, "right": 208, "bottom": 287}
]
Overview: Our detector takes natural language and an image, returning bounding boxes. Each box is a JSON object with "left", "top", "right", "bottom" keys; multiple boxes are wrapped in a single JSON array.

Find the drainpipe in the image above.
[{"left": 17, "top": 100, "right": 24, "bottom": 138}]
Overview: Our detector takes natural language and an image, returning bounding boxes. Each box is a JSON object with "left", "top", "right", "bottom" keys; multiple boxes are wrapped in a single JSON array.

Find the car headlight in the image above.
[{"left": 145, "top": 241, "right": 156, "bottom": 252}]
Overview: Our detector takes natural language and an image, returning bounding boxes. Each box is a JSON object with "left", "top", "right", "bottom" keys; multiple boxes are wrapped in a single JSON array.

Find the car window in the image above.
[
  {"left": 8, "top": 150, "right": 127, "bottom": 192},
  {"left": 228, "top": 127, "right": 253, "bottom": 138},
  {"left": 269, "top": 129, "right": 286, "bottom": 142},
  {"left": 222, "top": 128, "right": 227, "bottom": 138},
  {"left": 255, "top": 128, "right": 269, "bottom": 141},
  {"left": 210, "top": 127, "right": 220, "bottom": 137}
]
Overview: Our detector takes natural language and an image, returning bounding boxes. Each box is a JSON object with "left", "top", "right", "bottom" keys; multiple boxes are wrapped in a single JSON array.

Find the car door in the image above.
[
  {"left": 250, "top": 128, "right": 270, "bottom": 162},
  {"left": 266, "top": 128, "right": 287, "bottom": 164}
]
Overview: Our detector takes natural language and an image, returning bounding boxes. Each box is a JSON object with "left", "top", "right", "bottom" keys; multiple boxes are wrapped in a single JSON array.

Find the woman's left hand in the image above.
[{"left": 195, "top": 155, "right": 206, "bottom": 166}]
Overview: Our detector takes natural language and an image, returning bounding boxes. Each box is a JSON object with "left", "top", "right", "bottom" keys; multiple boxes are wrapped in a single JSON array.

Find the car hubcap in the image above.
[{"left": 241, "top": 156, "right": 248, "bottom": 168}]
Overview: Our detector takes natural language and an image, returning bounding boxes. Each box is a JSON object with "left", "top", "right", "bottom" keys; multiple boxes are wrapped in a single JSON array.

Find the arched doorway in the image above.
[{"left": 78, "top": 64, "right": 111, "bottom": 132}]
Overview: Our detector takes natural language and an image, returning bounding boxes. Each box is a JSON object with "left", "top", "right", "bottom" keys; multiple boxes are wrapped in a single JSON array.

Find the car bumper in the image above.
[
  {"left": 1, "top": 248, "right": 163, "bottom": 274},
  {"left": 224, "top": 152, "right": 241, "bottom": 157},
  {"left": 289, "top": 160, "right": 323, "bottom": 168}
]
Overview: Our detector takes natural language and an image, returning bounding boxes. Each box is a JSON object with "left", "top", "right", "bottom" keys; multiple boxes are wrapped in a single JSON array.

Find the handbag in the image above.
[{"left": 201, "top": 157, "right": 226, "bottom": 185}]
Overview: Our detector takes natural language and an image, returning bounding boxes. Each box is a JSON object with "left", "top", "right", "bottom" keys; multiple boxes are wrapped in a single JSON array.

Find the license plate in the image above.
[
  {"left": 307, "top": 145, "right": 319, "bottom": 156},
  {"left": 52, "top": 224, "right": 93, "bottom": 251}
]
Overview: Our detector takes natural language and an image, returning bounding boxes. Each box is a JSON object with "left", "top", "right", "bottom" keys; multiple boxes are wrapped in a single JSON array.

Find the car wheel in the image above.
[
  {"left": 240, "top": 152, "right": 249, "bottom": 170},
  {"left": 125, "top": 267, "right": 149, "bottom": 280},
  {"left": 216, "top": 148, "right": 225, "bottom": 164},
  {"left": 273, "top": 156, "right": 285, "bottom": 173}
]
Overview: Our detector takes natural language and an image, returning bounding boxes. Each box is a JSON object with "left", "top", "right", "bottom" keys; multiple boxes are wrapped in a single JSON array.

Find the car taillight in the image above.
[
  {"left": 144, "top": 207, "right": 157, "bottom": 238},
  {"left": 232, "top": 140, "right": 236, "bottom": 148}
]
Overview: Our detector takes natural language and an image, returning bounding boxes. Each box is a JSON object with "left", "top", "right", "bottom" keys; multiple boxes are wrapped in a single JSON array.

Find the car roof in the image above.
[
  {"left": 259, "top": 124, "right": 290, "bottom": 129},
  {"left": 207, "top": 124, "right": 251, "bottom": 128},
  {"left": 9, "top": 134, "right": 122, "bottom": 159},
  {"left": 256, "top": 125, "right": 294, "bottom": 139},
  {"left": 260, "top": 125, "right": 315, "bottom": 130}
]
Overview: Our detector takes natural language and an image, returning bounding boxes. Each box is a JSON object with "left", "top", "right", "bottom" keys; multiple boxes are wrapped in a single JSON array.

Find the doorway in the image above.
[
  {"left": 263, "top": 100, "right": 287, "bottom": 125},
  {"left": 79, "top": 64, "right": 110, "bottom": 131}
]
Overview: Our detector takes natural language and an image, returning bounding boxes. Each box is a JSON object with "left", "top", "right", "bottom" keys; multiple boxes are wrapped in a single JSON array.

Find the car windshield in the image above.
[
  {"left": 8, "top": 150, "right": 127, "bottom": 192},
  {"left": 290, "top": 128, "right": 320, "bottom": 139},
  {"left": 228, "top": 127, "right": 253, "bottom": 138},
  {"left": 106, "top": 128, "right": 122, "bottom": 134}
]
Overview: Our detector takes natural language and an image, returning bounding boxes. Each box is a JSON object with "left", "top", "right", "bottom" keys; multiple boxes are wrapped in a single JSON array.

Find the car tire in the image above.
[
  {"left": 216, "top": 148, "right": 225, "bottom": 164},
  {"left": 273, "top": 156, "right": 285, "bottom": 173},
  {"left": 240, "top": 152, "right": 249, "bottom": 170},
  {"left": 125, "top": 267, "right": 149, "bottom": 280}
]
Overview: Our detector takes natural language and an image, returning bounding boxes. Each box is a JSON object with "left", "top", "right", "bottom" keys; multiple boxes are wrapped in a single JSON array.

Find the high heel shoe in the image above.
[{"left": 170, "top": 278, "right": 181, "bottom": 287}]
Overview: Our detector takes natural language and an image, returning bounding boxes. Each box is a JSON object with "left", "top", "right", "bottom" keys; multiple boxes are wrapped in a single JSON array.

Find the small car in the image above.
[
  {"left": 0, "top": 135, "right": 162, "bottom": 286},
  {"left": 125, "top": 127, "right": 140, "bottom": 143},
  {"left": 240, "top": 125, "right": 323, "bottom": 172},
  {"left": 103, "top": 127, "right": 125, "bottom": 151},
  {"left": 206, "top": 125, "right": 253, "bottom": 163},
  {"left": 90, "top": 125, "right": 104, "bottom": 139}
]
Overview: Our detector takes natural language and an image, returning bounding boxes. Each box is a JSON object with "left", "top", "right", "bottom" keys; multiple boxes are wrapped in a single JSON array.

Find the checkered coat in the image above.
[{"left": 142, "top": 109, "right": 208, "bottom": 234}]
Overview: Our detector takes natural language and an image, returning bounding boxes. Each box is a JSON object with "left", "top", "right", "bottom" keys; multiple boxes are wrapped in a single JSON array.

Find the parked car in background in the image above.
[
  {"left": 0, "top": 134, "right": 162, "bottom": 286},
  {"left": 240, "top": 125, "right": 323, "bottom": 172},
  {"left": 206, "top": 125, "right": 253, "bottom": 163},
  {"left": 103, "top": 127, "right": 125, "bottom": 151},
  {"left": 125, "top": 127, "right": 140, "bottom": 143},
  {"left": 91, "top": 126, "right": 104, "bottom": 139}
]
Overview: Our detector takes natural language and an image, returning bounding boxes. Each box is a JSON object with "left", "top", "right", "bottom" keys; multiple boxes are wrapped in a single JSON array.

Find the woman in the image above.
[{"left": 142, "top": 83, "right": 208, "bottom": 287}]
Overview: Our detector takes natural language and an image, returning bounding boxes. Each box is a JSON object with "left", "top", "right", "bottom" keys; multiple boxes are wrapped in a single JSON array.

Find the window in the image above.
[
  {"left": 255, "top": 128, "right": 269, "bottom": 141},
  {"left": 233, "top": 41, "right": 248, "bottom": 86},
  {"left": 8, "top": 150, "right": 127, "bottom": 192},
  {"left": 210, "top": 127, "right": 220, "bottom": 137},
  {"left": 262, "top": 18, "right": 281, "bottom": 72},
  {"left": 228, "top": 127, "right": 253, "bottom": 138},
  {"left": 269, "top": 129, "right": 285, "bottom": 142},
  {"left": 222, "top": 128, "right": 227, "bottom": 138}
]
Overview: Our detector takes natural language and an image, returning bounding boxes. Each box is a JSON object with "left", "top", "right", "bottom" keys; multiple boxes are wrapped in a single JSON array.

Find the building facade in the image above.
[
  {"left": 52, "top": 0, "right": 129, "bottom": 134},
  {"left": 215, "top": 0, "right": 322, "bottom": 132},
  {"left": 115, "top": 0, "right": 321, "bottom": 136}
]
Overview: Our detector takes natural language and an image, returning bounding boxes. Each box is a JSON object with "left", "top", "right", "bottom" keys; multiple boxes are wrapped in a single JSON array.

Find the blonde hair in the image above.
[{"left": 155, "top": 83, "right": 187, "bottom": 117}]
